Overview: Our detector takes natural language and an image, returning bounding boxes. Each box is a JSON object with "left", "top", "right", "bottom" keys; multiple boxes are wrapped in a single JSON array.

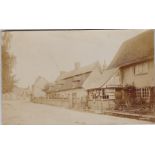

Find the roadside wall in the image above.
[
  {"left": 3, "top": 93, "right": 30, "bottom": 101},
  {"left": 32, "top": 97, "right": 72, "bottom": 108},
  {"left": 88, "top": 99, "right": 115, "bottom": 113}
]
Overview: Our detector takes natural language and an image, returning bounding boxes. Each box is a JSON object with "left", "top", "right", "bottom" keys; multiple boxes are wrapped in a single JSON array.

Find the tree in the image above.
[{"left": 1, "top": 32, "right": 16, "bottom": 93}]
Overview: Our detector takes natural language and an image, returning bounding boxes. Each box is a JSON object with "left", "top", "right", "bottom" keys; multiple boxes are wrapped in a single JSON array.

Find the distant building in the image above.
[
  {"left": 3, "top": 86, "right": 32, "bottom": 100},
  {"left": 32, "top": 76, "right": 48, "bottom": 98},
  {"left": 13, "top": 86, "right": 32, "bottom": 99},
  {"left": 108, "top": 30, "right": 155, "bottom": 105}
]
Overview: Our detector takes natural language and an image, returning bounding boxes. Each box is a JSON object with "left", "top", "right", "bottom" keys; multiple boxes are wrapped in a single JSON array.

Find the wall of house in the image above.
[
  {"left": 121, "top": 60, "right": 154, "bottom": 88},
  {"left": 32, "top": 87, "right": 46, "bottom": 98},
  {"left": 57, "top": 88, "right": 87, "bottom": 98},
  {"left": 32, "top": 78, "right": 48, "bottom": 97}
]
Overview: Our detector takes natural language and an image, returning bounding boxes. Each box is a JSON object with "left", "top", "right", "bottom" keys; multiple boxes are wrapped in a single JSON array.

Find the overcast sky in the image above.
[{"left": 8, "top": 30, "right": 145, "bottom": 87}]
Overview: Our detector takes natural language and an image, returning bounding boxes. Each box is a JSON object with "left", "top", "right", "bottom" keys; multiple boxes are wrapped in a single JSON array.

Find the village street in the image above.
[{"left": 2, "top": 100, "right": 152, "bottom": 125}]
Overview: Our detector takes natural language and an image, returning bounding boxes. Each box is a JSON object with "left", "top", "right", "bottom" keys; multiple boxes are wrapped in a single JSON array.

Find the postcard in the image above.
[{"left": 1, "top": 30, "right": 155, "bottom": 124}]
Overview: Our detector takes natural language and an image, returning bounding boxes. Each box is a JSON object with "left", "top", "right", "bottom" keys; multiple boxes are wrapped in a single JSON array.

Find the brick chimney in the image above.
[{"left": 74, "top": 62, "right": 80, "bottom": 70}]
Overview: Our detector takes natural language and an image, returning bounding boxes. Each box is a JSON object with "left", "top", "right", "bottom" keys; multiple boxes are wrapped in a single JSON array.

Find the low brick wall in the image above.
[
  {"left": 88, "top": 99, "right": 115, "bottom": 113},
  {"left": 32, "top": 98, "right": 72, "bottom": 108},
  {"left": 72, "top": 98, "right": 87, "bottom": 109},
  {"left": 32, "top": 97, "right": 115, "bottom": 113}
]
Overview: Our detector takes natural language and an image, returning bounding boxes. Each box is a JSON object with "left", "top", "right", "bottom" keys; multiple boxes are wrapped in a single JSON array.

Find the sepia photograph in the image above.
[
  {"left": 1, "top": 2, "right": 155, "bottom": 155},
  {"left": 1, "top": 29, "right": 155, "bottom": 125}
]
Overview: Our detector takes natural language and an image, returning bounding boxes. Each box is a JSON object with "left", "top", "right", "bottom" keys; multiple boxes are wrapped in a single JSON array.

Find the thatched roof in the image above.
[
  {"left": 57, "top": 62, "right": 100, "bottom": 80},
  {"left": 108, "top": 30, "right": 154, "bottom": 69},
  {"left": 50, "top": 62, "right": 102, "bottom": 92},
  {"left": 83, "top": 68, "right": 119, "bottom": 90}
]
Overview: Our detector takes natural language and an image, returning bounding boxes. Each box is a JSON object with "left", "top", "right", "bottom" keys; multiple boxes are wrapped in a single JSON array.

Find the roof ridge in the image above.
[{"left": 58, "top": 61, "right": 100, "bottom": 80}]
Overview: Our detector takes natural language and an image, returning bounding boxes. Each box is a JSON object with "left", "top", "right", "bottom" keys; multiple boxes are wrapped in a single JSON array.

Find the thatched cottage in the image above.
[
  {"left": 51, "top": 62, "right": 102, "bottom": 108},
  {"left": 108, "top": 30, "right": 155, "bottom": 107}
]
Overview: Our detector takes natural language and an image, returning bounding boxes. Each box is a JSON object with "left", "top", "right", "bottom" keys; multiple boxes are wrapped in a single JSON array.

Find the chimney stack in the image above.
[{"left": 74, "top": 62, "right": 80, "bottom": 70}]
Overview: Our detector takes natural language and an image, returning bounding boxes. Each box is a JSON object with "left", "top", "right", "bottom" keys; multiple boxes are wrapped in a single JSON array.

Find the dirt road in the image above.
[{"left": 2, "top": 100, "right": 151, "bottom": 125}]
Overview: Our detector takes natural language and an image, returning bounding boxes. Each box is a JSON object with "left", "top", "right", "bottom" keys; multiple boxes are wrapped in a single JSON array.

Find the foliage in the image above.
[{"left": 1, "top": 32, "right": 16, "bottom": 93}]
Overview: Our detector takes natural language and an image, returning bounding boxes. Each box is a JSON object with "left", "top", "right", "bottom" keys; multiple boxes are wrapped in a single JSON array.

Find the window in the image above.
[
  {"left": 103, "top": 95, "right": 109, "bottom": 99},
  {"left": 88, "top": 89, "right": 105, "bottom": 100},
  {"left": 136, "top": 88, "right": 150, "bottom": 100},
  {"left": 136, "top": 88, "right": 141, "bottom": 98},
  {"left": 135, "top": 62, "right": 148, "bottom": 75},
  {"left": 142, "top": 88, "right": 150, "bottom": 98}
]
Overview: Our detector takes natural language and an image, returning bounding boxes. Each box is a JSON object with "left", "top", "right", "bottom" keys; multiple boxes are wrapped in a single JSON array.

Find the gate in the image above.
[{"left": 72, "top": 93, "right": 88, "bottom": 110}]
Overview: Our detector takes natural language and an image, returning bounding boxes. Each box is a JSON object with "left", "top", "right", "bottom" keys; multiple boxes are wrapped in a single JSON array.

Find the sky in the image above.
[{"left": 7, "top": 29, "right": 145, "bottom": 87}]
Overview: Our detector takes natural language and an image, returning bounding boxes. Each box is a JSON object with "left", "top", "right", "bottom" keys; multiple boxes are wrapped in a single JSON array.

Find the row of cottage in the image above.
[{"left": 32, "top": 30, "right": 155, "bottom": 113}]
